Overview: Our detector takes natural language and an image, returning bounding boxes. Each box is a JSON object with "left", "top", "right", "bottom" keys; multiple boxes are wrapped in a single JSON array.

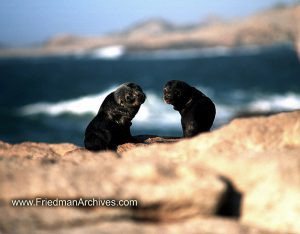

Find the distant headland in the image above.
[{"left": 0, "top": 5, "right": 299, "bottom": 58}]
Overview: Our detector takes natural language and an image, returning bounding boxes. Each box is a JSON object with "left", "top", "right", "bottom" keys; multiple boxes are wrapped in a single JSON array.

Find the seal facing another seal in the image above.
[
  {"left": 84, "top": 83, "right": 146, "bottom": 151},
  {"left": 163, "top": 80, "right": 215, "bottom": 137}
]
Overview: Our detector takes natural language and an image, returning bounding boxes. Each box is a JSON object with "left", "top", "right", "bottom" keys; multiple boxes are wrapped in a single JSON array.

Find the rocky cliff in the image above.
[
  {"left": 0, "top": 5, "right": 299, "bottom": 57},
  {"left": 1, "top": 110, "right": 300, "bottom": 233}
]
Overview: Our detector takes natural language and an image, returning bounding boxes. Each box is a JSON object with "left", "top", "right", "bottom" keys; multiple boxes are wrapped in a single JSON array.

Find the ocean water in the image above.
[{"left": 0, "top": 44, "right": 300, "bottom": 146}]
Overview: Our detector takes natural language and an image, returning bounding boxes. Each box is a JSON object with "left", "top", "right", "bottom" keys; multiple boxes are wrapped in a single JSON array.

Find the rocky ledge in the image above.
[{"left": 1, "top": 111, "right": 300, "bottom": 234}]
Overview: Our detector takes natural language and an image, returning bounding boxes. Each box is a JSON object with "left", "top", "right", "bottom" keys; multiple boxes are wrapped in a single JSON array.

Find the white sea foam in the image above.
[
  {"left": 19, "top": 87, "right": 300, "bottom": 129},
  {"left": 133, "top": 92, "right": 181, "bottom": 128},
  {"left": 89, "top": 45, "right": 125, "bottom": 59},
  {"left": 248, "top": 93, "right": 300, "bottom": 112},
  {"left": 19, "top": 86, "right": 117, "bottom": 116},
  {"left": 19, "top": 87, "right": 181, "bottom": 128}
]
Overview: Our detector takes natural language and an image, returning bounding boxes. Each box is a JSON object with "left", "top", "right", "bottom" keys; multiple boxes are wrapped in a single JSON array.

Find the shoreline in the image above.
[{"left": 0, "top": 5, "right": 299, "bottom": 58}]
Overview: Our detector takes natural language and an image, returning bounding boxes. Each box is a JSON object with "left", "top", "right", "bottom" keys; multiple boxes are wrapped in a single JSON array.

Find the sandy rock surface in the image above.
[{"left": 1, "top": 111, "right": 300, "bottom": 234}]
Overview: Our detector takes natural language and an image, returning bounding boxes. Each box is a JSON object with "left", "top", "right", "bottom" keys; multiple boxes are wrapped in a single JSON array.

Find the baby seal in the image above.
[
  {"left": 84, "top": 83, "right": 146, "bottom": 151},
  {"left": 163, "top": 80, "right": 215, "bottom": 137}
]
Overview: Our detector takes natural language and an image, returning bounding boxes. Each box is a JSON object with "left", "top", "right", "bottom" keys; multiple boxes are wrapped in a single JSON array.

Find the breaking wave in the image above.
[
  {"left": 82, "top": 45, "right": 126, "bottom": 59},
  {"left": 19, "top": 86, "right": 300, "bottom": 129},
  {"left": 19, "top": 86, "right": 181, "bottom": 129}
]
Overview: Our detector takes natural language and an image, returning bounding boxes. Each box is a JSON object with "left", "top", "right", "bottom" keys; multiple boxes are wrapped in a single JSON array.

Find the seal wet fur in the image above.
[
  {"left": 163, "top": 80, "right": 215, "bottom": 137},
  {"left": 84, "top": 83, "right": 146, "bottom": 151}
]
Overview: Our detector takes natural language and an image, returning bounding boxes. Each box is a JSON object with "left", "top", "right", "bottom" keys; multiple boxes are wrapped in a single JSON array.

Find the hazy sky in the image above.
[{"left": 0, "top": 0, "right": 297, "bottom": 46}]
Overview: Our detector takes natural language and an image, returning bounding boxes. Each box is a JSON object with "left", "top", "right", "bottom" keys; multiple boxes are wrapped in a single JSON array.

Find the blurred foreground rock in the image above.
[{"left": 0, "top": 111, "right": 300, "bottom": 234}]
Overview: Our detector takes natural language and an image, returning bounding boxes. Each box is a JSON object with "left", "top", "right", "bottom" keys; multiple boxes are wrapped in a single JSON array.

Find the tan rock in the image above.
[
  {"left": 1, "top": 111, "right": 300, "bottom": 233},
  {"left": 0, "top": 149, "right": 227, "bottom": 232},
  {"left": 0, "top": 141, "right": 78, "bottom": 160},
  {"left": 35, "top": 217, "right": 274, "bottom": 234},
  {"left": 63, "top": 148, "right": 120, "bottom": 163},
  {"left": 122, "top": 111, "right": 300, "bottom": 233},
  {"left": 48, "top": 143, "right": 79, "bottom": 156},
  {"left": 117, "top": 136, "right": 179, "bottom": 153},
  {"left": 117, "top": 142, "right": 146, "bottom": 153}
]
